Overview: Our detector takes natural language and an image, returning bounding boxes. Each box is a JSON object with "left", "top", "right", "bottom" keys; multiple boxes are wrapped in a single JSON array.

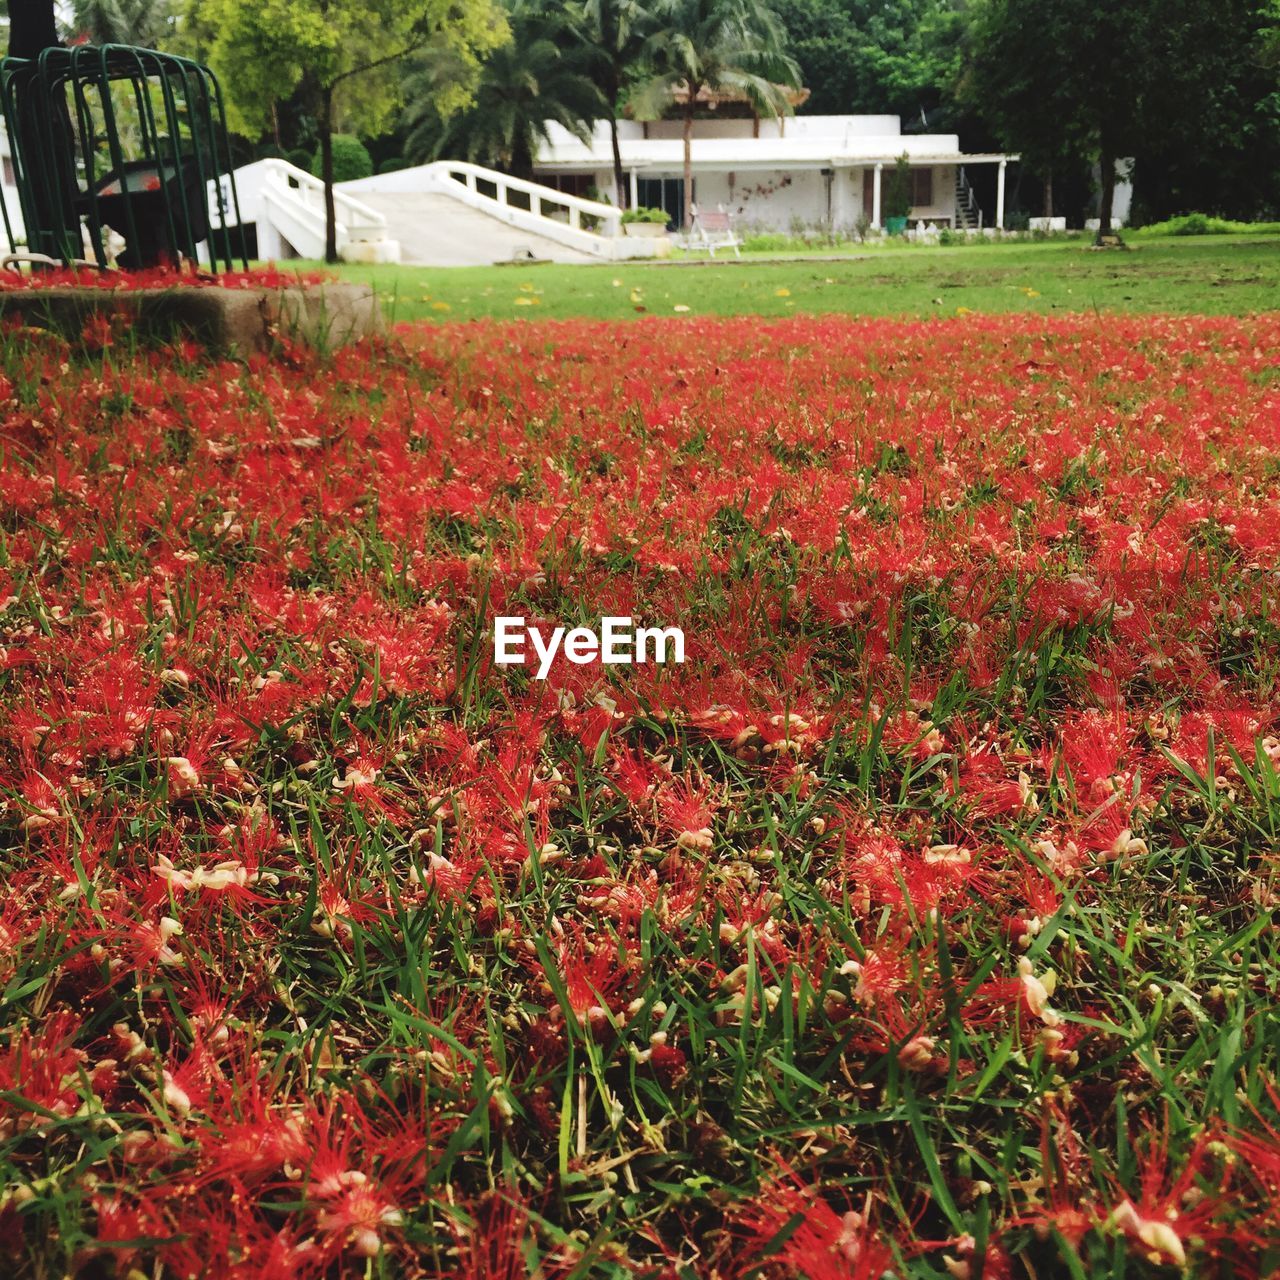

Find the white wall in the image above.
[
  {"left": 1, "top": 185, "right": 24, "bottom": 245},
  {"left": 637, "top": 114, "right": 908, "bottom": 144},
  {"left": 686, "top": 164, "right": 956, "bottom": 233},
  {"left": 544, "top": 115, "right": 910, "bottom": 150}
]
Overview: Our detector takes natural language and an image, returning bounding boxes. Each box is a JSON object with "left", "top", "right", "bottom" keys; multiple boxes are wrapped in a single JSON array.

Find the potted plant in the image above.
[
  {"left": 622, "top": 206, "right": 670, "bottom": 237},
  {"left": 882, "top": 154, "right": 913, "bottom": 235}
]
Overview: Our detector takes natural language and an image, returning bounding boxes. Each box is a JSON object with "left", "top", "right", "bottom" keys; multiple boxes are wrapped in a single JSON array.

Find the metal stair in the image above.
[{"left": 955, "top": 168, "right": 982, "bottom": 231}]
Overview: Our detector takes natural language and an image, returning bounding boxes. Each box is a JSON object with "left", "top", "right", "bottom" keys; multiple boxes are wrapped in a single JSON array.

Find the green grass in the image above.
[{"left": 290, "top": 234, "right": 1280, "bottom": 324}]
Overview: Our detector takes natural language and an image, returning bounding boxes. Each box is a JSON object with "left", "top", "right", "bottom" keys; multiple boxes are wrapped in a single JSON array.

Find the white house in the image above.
[
  {"left": 0, "top": 126, "right": 25, "bottom": 248},
  {"left": 534, "top": 113, "right": 1017, "bottom": 235}
]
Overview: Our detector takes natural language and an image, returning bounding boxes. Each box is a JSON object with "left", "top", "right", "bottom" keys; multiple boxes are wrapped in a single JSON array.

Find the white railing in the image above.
[
  {"left": 340, "top": 161, "right": 657, "bottom": 260},
  {"left": 955, "top": 167, "right": 983, "bottom": 231},
  {"left": 249, "top": 159, "right": 393, "bottom": 261},
  {"left": 262, "top": 159, "right": 388, "bottom": 247},
  {"left": 430, "top": 161, "right": 622, "bottom": 241}
]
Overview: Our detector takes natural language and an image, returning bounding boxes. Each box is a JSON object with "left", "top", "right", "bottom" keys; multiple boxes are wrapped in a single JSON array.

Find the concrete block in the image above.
[{"left": 0, "top": 280, "right": 381, "bottom": 354}]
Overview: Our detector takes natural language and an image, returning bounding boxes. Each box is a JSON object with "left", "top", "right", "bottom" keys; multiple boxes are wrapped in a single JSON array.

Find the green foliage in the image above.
[
  {"left": 204, "top": 0, "right": 506, "bottom": 141},
  {"left": 883, "top": 152, "right": 913, "bottom": 220},
  {"left": 577, "top": 0, "right": 657, "bottom": 203},
  {"left": 205, "top": 0, "right": 505, "bottom": 258},
  {"left": 311, "top": 134, "right": 373, "bottom": 183},
  {"left": 621, "top": 205, "right": 670, "bottom": 223},
  {"left": 770, "top": 0, "right": 966, "bottom": 121},
  {"left": 1126, "top": 0, "right": 1280, "bottom": 222},
  {"left": 404, "top": 0, "right": 603, "bottom": 178},
  {"left": 286, "top": 147, "right": 312, "bottom": 171},
  {"left": 377, "top": 156, "right": 410, "bottom": 174},
  {"left": 962, "top": 0, "right": 1280, "bottom": 227},
  {"left": 1133, "top": 212, "right": 1280, "bottom": 236},
  {"left": 634, "top": 0, "right": 800, "bottom": 122},
  {"left": 634, "top": 0, "right": 799, "bottom": 226},
  {"left": 65, "top": 0, "right": 174, "bottom": 46}
]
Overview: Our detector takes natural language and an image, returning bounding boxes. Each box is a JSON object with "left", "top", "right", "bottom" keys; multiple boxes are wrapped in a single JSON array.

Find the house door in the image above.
[{"left": 637, "top": 177, "right": 689, "bottom": 230}]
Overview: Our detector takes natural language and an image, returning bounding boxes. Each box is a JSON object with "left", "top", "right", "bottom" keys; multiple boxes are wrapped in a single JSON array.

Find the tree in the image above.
[
  {"left": 205, "top": 0, "right": 505, "bottom": 262},
  {"left": 962, "top": 0, "right": 1258, "bottom": 238},
  {"left": 7, "top": 0, "right": 60, "bottom": 59},
  {"left": 578, "top": 0, "right": 653, "bottom": 206},
  {"left": 960, "top": 0, "right": 1087, "bottom": 220},
  {"left": 404, "top": 0, "right": 603, "bottom": 181},
  {"left": 770, "top": 0, "right": 967, "bottom": 125},
  {"left": 65, "top": 0, "right": 175, "bottom": 47},
  {"left": 636, "top": 0, "right": 799, "bottom": 230},
  {"left": 1127, "top": 0, "right": 1280, "bottom": 221},
  {"left": 882, "top": 152, "right": 912, "bottom": 220}
]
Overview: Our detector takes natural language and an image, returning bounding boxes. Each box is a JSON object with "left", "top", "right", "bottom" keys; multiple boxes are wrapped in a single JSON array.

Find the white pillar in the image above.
[
  {"left": 831, "top": 167, "right": 847, "bottom": 233},
  {"left": 629, "top": 169, "right": 639, "bottom": 209},
  {"left": 872, "top": 163, "right": 883, "bottom": 229},
  {"left": 996, "top": 159, "right": 1006, "bottom": 231},
  {"left": 257, "top": 219, "right": 284, "bottom": 262}
]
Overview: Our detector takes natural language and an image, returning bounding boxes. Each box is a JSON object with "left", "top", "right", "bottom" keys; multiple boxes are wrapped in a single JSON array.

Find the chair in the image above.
[{"left": 687, "top": 204, "right": 742, "bottom": 258}]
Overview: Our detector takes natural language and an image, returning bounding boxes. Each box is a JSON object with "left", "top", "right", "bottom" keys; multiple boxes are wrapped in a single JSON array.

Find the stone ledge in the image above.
[{"left": 0, "top": 282, "right": 381, "bottom": 353}]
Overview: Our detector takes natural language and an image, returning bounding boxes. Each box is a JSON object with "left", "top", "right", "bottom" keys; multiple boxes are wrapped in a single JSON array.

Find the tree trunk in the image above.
[
  {"left": 1097, "top": 148, "right": 1117, "bottom": 243},
  {"left": 320, "top": 85, "right": 338, "bottom": 264},
  {"left": 1043, "top": 171, "right": 1053, "bottom": 220},
  {"left": 8, "top": 0, "right": 79, "bottom": 262},
  {"left": 682, "top": 100, "right": 695, "bottom": 231},
  {"left": 610, "top": 115, "right": 626, "bottom": 210},
  {"left": 8, "top": 0, "right": 59, "bottom": 58}
]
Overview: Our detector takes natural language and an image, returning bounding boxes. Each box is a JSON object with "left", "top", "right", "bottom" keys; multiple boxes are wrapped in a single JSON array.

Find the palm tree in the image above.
[
  {"left": 636, "top": 0, "right": 798, "bottom": 230},
  {"left": 405, "top": 1, "right": 604, "bottom": 181},
  {"left": 578, "top": 0, "right": 652, "bottom": 207},
  {"left": 66, "top": 0, "right": 175, "bottom": 47}
]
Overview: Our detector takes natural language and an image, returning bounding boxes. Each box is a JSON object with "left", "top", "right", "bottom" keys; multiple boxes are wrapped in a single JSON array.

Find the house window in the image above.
[
  {"left": 861, "top": 166, "right": 934, "bottom": 216},
  {"left": 637, "top": 176, "right": 689, "bottom": 230},
  {"left": 536, "top": 173, "right": 596, "bottom": 198}
]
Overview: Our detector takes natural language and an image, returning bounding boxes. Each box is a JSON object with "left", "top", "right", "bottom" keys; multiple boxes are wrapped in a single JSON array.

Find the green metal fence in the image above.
[{"left": 0, "top": 44, "right": 247, "bottom": 272}]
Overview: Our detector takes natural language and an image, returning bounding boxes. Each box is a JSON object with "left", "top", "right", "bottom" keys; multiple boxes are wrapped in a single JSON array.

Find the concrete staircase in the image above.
[
  {"left": 354, "top": 191, "right": 597, "bottom": 266},
  {"left": 225, "top": 159, "right": 662, "bottom": 266}
]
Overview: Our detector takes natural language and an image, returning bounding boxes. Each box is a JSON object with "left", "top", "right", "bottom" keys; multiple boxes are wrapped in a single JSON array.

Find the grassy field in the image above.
[
  {"left": 292, "top": 233, "right": 1280, "bottom": 324},
  {"left": 3, "top": 234, "right": 1280, "bottom": 1276},
  {"left": 3, "top": 309, "right": 1279, "bottom": 1276}
]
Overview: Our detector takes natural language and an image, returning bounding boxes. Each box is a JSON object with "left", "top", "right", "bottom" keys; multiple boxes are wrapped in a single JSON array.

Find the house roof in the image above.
[
  {"left": 662, "top": 82, "right": 812, "bottom": 111},
  {"left": 535, "top": 133, "right": 1014, "bottom": 173}
]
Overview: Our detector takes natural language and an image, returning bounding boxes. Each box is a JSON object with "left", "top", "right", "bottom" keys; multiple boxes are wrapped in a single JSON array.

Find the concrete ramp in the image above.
[{"left": 355, "top": 192, "right": 597, "bottom": 266}]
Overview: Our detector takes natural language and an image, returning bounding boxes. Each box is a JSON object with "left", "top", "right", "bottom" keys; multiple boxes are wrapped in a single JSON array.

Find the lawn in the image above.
[
  {"left": 296, "top": 233, "right": 1280, "bottom": 323},
  {"left": 1, "top": 289, "right": 1279, "bottom": 1277}
]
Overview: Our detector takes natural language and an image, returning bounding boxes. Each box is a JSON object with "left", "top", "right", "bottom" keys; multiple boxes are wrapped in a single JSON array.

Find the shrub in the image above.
[
  {"left": 1134, "top": 213, "right": 1280, "bottom": 237},
  {"left": 377, "top": 156, "right": 410, "bottom": 175},
  {"left": 311, "top": 135, "right": 373, "bottom": 183},
  {"left": 285, "top": 147, "right": 312, "bottom": 172},
  {"left": 743, "top": 232, "right": 804, "bottom": 252},
  {"left": 621, "top": 206, "right": 669, "bottom": 225},
  {"left": 882, "top": 154, "right": 913, "bottom": 222}
]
